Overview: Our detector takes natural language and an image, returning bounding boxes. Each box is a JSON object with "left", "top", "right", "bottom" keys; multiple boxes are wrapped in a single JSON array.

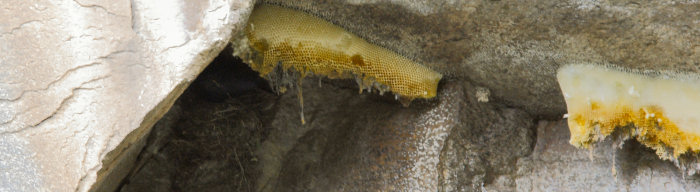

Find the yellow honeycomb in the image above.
[
  {"left": 245, "top": 4, "right": 442, "bottom": 101},
  {"left": 558, "top": 64, "right": 700, "bottom": 158}
]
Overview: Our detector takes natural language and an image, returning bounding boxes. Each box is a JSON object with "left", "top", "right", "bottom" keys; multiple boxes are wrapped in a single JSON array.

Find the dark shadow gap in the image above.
[{"left": 116, "top": 44, "right": 275, "bottom": 192}]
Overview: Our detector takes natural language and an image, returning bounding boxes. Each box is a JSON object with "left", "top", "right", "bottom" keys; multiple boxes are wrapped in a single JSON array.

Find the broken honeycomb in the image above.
[{"left": 558, "top": 64, "right": 700, "bottom": 159}]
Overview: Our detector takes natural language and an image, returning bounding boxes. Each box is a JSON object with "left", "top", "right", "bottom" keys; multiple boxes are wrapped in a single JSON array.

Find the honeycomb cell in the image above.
[{"left": 245, "top": 4, "right": 442, "bottom": 101}]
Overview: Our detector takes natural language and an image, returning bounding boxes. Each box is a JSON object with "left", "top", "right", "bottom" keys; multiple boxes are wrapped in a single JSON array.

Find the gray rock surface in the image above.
[
  {"left": 0, "top": 0, "right": 253, "bottom": 191},
  {"left": 262, "top": 81, "right": 465, "bottom": 191},
  {"left": 514, "top": 121, "right": 700, "bottom": 192},
  {"left": 438, "top": 86, "right": 535, "bottom": 191},
  {"left": 4, "top": 0, "right": 700, "bottom": 191},
  {"left": 122, "top": 71, "right": 700, "bottom": 191},
  {"left": 122, "top": 75, "right": 499, "bottom": 191},
  {"left": 263, "top": 0, "right": 700, "bottom": 118}
]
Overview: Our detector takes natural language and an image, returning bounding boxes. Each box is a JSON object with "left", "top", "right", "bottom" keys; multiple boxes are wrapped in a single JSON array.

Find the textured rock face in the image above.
[
  {"left": 4, "top": 0, "right": 700, "bottom": 191},
  {"left": 122, "top": 73, "right": 528, "bottom": 191},
  {"left": 247, "top": 0, "right": 698, "bottom": 190},
  {"left": 121, "top": 71, "right": 700, "bottom": 191},
  {"left": 0, "top": 0, "right": 253, "bottom": 191},
  {"left": 438, "top": 87, "right": 535, "bottom": 191},
  {"left": 263, "top": 0, "right": 700, "bottom": 118},
  {"left": 514, "top": 121, "right": 700, "bottom": 191},
  {"left": 261, "top": 81, "right": 465, "bottom": 191}
]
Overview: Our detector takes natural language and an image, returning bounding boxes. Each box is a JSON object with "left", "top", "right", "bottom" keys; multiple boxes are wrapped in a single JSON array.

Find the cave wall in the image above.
[{"left": 2, "top": 0, "right": 700, "bottom": 191}]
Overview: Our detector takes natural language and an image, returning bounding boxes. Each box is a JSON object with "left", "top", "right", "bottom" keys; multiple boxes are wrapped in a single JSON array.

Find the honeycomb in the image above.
[
  {"left": 558, "top": 64, "right": 700, "bottom": 158},
  {"left": 244, "top": 4, "right": 442, "bottom": 101}
]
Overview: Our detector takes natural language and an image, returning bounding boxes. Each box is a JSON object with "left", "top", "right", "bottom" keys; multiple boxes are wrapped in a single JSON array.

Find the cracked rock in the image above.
[
  {"left": 4, "top": 0, "right": 700, "bottom": 191},
  {"left": 0, "top": 0, "right": 253, "bottom": 191}
]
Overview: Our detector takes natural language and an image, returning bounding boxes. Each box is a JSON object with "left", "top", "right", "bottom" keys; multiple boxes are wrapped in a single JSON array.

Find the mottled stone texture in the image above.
[
  {"left": 0, "top": 0, "right": 253, "bottom": 191},
  {"left": 123, "top": 72, "right": 522, "bottom": 191},
  {"left": 261, "top": 81, "right": 465, "bottom": 191},
  {"left": 122, "top": 73, "right": 700, "bottom": 191},
  {"left": 514, "top": 121, "right": 700, "bottom": 191},
  {"left": 438, "top": 85, "right": 535, "bottom": 191}
]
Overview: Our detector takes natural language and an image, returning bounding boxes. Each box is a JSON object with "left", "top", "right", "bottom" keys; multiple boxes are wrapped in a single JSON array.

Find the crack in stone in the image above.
[
  {"left": 81, "top": 134, "right": 94, "bottom": 167},
  {"left": 1, "top": 20, "right": 42, "bottom": 36},
  {"left": 76, "top": 128, "right": 110, "bottom": 192},
  {"left": 63, "top": 34, "right": 91, "bottom": 42},
  {"left": 29, "top": 87, "right": 93, "bottom": 128},
  {"left": 160, "top": 38, "right": 191, "bottom": 54},
  {"left": 0, "top": 75, "right": 110, "bottom": 135},
  {"left": 1, "top": 48, "right": 133, "bottom": 102},
  {"left": 0, "top": 62, "right": 102, "bottom": 102},
  {"left": 129, "top": 0, "right": 137, "bottom": 32},
  {"left": 208, "top": 4, "right": 224, "bottom": 13},
  {"left": 71, "top": 0, "right": 127, "bottom": 18},
  {"left": 96, "top": 50, "right": 136, "bottom": 60},
  {"left": 0, "top": 112, "right": 16, "bottom": 126},
  {"left": 74, "top": 133, "right": 95, "bottom": 192},
  {"left": 78, "top": 123, "right": 116, "bottom": 192}
]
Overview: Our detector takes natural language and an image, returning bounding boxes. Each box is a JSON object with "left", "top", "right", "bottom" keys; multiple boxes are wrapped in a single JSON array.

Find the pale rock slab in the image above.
[{"left": 0, "top": 0, "right": 253, "bottom": 191}]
